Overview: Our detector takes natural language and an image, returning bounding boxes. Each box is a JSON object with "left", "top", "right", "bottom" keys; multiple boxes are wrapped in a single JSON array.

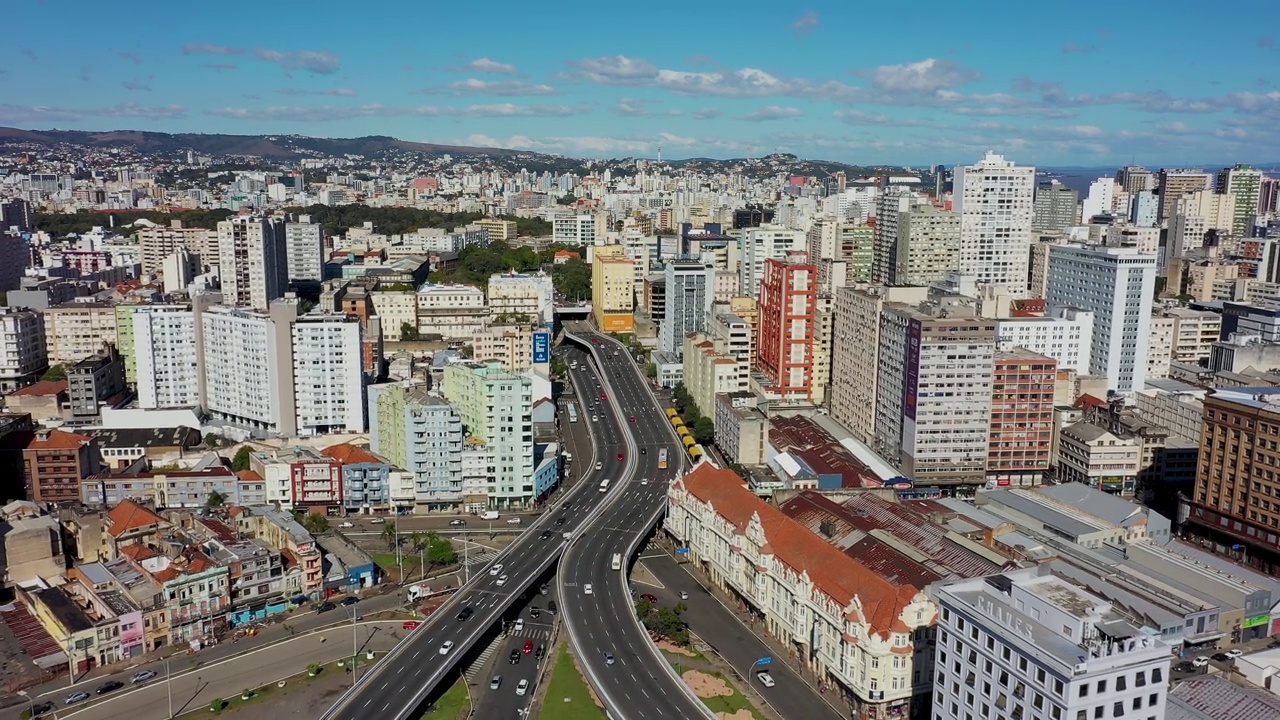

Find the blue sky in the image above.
[{"left": 3, "top": 0, "right": 1278, "bottom": 166}]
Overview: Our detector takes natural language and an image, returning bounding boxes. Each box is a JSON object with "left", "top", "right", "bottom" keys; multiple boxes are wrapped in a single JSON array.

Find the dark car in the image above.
[
  {"left": 30, "top": 701, "right": 54, "bottom": 716},
  {"left": 509, "top": 649, "right": 521, "bottom": 665},
  {"left": 456, "top": 606, "right": 474, "bottom": 621},
  {"left": 640, "top": 447, "right": 646, "bottom": 454},
  {"left": 96, "top": 680, "right": 124, "bottom": 695},
  {"left": 317, "top": 601, "right": 336, "bottom": 614},
  {"left": 628, "top": 415, "right": 635, "bottom": 422},
  {"left": 539, "top": 529, "right": 552, "bottom": 539},
  {"left": 640, "top": 593, "right": 658, "bottom": 603},
  {"left": 340, "top": 596, "right": 359, "bottom": 606},
  {"left": 529, "top": 606, "right": 541, "bottom": 619},
  {"left": 555, "top": 517, "right": 566, "bottom": 526},
  {"left": 1211, "top": 653, "right": 1231, "bottom": 662},
  {"left": 547, "top": 600, "right": 558, "bottom": 615}
]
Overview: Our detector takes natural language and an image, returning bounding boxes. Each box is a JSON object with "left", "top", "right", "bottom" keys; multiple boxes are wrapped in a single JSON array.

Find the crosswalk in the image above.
[{"left": 464, "top": 634, "right": 505, "bottom": 681}]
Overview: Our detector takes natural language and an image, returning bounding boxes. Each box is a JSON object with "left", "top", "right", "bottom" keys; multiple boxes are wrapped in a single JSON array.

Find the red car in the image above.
[
  {"left": 403, "top": 621, "right": 421, "bottom": 630},
  {"left": 628, "top": 415, "right": 635, "bottom": 422},
  {"left": 601, "top": 394, "right": 607, "bottom": 400},
  {"left": 523, "top": 640, "right": 534, "bottom": 654},
  {"left": 617, "top": 452, "right": 624, "bottom": 460}
]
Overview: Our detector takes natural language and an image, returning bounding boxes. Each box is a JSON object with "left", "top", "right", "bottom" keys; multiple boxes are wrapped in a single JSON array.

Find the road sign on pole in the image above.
[
  {"left": 757, "top": 656, "right": 772, "bottom": 665},
  {"left": 675, "top": 547, "right": 690, "bottom": 555}
]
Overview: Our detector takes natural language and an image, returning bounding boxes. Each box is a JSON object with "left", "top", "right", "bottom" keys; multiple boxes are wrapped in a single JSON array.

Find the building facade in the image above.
[
  {"left": 443, "top": 362, "right": 535, "bottom": 508},
  {"left": 368, "top": 382, "right": 465, "bottom": 509},
  {"left": 988, "top": 349, "right": 1056, "bottom": 486},
  {"left": 0, "top": 307, "right": 47, "bottom": 391},
  {"left": 756, "top": 252, "right": 819, "bottom": 404},
  {"left": 591, "top": 245, "right": 636, "bottom": 333},
  {"left": 659, "top": 259, "right": 713, "bottom": 355},
  {"left": 217, "top": 216, "right": 289, "bottom": 310},
  {"left": 953, "top": 152, "right": 1036, "bottom": 293}
]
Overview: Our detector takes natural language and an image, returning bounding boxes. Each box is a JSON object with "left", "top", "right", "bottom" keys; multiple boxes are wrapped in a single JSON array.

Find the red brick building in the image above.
[
  {"left": 987, "top": 349, "right": 1057, "bottom": 486},
  {"left": 0, "top": 428, "right": 102, "bottom": 503},
  {"left": 756, "top": 251, "right": 817, "bottom": 403}
]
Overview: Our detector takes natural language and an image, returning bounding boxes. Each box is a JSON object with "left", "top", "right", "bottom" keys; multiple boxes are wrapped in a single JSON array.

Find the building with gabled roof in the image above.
[
  {"left": 102, "top": 497, "right": 168, "bottom": 560},
  {"left": 667, "top": 463, "right": 937, "bottom": 720}
]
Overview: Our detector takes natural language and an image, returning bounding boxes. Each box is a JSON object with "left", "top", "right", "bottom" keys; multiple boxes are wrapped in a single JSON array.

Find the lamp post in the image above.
[
  {"left": 748, "top": 655, "right": 771, "bottom": 695},
  {"left": 17, "top": 690, "right": 34, "bottom": 718},
  {"left": 345, "top": 605, "right": 360, "bottom": 685},
  {"left": 164, "top": 655, "right": 173, "bottom": 719}
]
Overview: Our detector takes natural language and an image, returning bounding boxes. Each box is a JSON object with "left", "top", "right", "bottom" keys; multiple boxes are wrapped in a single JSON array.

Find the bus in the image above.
[
  {"left": 567, "top": 403, "right": 578, "bottom": 423},
  {"left": 611, "top": 553, "right": 622, "bottom": 571},
  {"left": 657, "top": 448, "right": 668, "bottom": 469}
]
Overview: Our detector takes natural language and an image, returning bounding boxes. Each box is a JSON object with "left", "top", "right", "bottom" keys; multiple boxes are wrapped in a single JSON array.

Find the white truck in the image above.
[
  {"left": 611, "top": 553, "right": 623, "bottom": 571},
  {"left": 480, "top": 511, "right": 500, "bottom": 521}
]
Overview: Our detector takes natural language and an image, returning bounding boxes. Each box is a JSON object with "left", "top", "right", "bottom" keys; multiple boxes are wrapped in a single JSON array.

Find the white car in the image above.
[
  {"left": 1191, "top": 656, "right": 1210, "bottom": 668},
  {"left": 584, "top": 583, "right": 593, "bottom": 595},
  {"left": 507, "top": 517, "right": 522, "bottom": 525},
  {"left": 370, "top": 517, "right": 385, "bottom": 524},
  {"left": 513, "top": 618, "right": 524, "bottom": 632},
  {"left": 595, "top": 461, "right": 603, "bottom": 470},
  {"left": 496, "top": 575, "right": 509, "bottom": 586},
  {"left": 591, "top": 415, "right": 598, "bottom": 422},
  {"left": 515, "top": 679, "right": 529, "bottom": 696},
  {"left": 640, "top": 477, "right": 649, "bottom": 485},
  {"left": 338, "top": 521, "right": 354, "bottom": 528},
  {"left": 490, "top": 564, "right": 504, "bottom": 576},
  {"left": 756, "top": 672, "right": 775, "bottom": 688},
  {"left": 439, "top": 641, "right": 455, "bottom": 656},
  {"left": 1225, "top": 649, "right": 1244, "bottom": 659}
]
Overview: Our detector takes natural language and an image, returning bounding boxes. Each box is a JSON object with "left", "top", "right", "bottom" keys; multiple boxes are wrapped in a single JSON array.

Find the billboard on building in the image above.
[
  {"left": 532, "top": 330, "right": 550, "bottom": 364},
  {"left": 904, "top": 319, "right": 922, "bottom": 421}
]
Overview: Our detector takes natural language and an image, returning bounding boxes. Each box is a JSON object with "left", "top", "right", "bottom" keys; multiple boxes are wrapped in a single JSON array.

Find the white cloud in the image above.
[
  {"left": 182, "top": 43, "right": 244, "bottom": 56},
  {"left": 0, "top": 102, "right": 186, "bottom": 122},
  {"left": 737, "top": 105, "right": 803, "bottom": 122},
  {"left": 275, "top": 88, "right": 357, "bottom": 97},
  {"left": 441, "top": 79, "right": 557, "bottom": 96},
  {"left": 448, "top": 58, "right": 519, "bottom": 74},
  {"left": 608, "top": 97, "right": 681, "bottom": 117},
  {"left": 861, "top": 58, "right": 981, "bottom": 92},
  {"left": 204, "top": 103, "right": 579, "bottom": 121},
  {"left": 790, "top": 11, "right": 820, "bottom": 36},
  {"left": 253, "top": 48, "right": 341, "bottom": 75},
  {"left": 692, "top": 107, "right": 721, "bottom": 120}
]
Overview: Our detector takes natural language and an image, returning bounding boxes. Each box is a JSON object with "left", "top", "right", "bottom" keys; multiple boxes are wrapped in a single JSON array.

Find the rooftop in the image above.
[
  {"left": 1167, "top": 676, "right": 1280, "bottom": 720},
  {"left": 321, "top": 442, "right": 385, "bottom": 466},
  {"left": 8, "top": 379, "right": 68, "bottom": 397},
  {"left": 78, "top": 426, "right": 201, "bottom": 449},
  {"left": 104, "top": 498, "right": 167, "bottom": 538}
]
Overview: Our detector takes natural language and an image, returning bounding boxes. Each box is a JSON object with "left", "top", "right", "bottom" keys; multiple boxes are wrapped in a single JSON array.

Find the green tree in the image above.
[
  {"left": 692, "top": 417, "right": 715, "bottom": 444},
  {"left": 205, "top": 490, "right": 226, "bottom": 508},
  {"left": 381, "top": 521, "right": 399, "bottom": 551},
  {"left": 556, "top": 193, "right": 577, "bottom": 205},
  {"left": 232, "top": 446, "right": 253, "bottom": 472},
  {"left": 300, "top": 513, "right": 330, "bottom": 536},
  {"left": 552, "top": 258, "right": 591, "bottom": 301},
  {"left": 41, "top": 364, "right": 67, "bottom": 381},
  {"left": 646, "top": 362, "right": 657, "bottom": 379},
  {"left": 399, "top": 322, "right": 420, "bottom": 341},
  {"left": 641, "top": 604, "right": 691, "bottom": 646},
  {"left": 550, "top": 358, "right": 568, "bottom": 377},
  {"left": 427, "top": 534, "right": 457, "bottom": 567}
]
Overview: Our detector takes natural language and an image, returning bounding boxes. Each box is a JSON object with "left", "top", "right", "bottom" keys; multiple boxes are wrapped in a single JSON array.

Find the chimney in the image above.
[{"left": 35, "top": 429, "right": 52, "bottom": 442}]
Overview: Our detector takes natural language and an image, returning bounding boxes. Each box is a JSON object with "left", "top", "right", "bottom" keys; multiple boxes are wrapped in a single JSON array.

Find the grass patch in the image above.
[
  {"left": 179, "top": 653, "right": 389, "bottom": 718},
  {"left": 543, "top": 645, "right": 607, "bottom": 720},
  {"left": 418, "top": 677, "right": 472, "bottom": 718},
  {"left": 696, "top": 673, "right": 766, "bottom": 720},
  {"left": 661, "top": 645, "right": 710, "bottom": 664}
]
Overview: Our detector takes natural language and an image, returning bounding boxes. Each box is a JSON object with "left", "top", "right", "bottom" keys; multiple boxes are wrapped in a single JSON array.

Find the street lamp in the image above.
[
  {"left": 748, "top": 655, "right": 771, "bottom": 694},
  {"left": 344, "top": 605, "right": 360, "bottom": 685},
  {"left": 17, "top": 690, "right": 33, "bottom": 718},
  {"left": 165, "top": 655, "right": 174, "bottom": 719}
]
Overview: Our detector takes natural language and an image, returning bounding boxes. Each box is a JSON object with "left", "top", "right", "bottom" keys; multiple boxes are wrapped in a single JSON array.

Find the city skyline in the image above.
[{"left": 3, "top": 0, "right": 1278, "bottom": 166}]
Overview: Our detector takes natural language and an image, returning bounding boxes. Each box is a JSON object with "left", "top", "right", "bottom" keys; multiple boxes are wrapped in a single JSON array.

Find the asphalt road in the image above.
[
  {"left": 318, "top": 349, "right": 632, "bottom": 720},
  {"left": 468, "top": 587, "right": 557, "bottom": 719},
  {"left": 558, "top": 329, "right": 715, "bottom": 720},
  {"left": 641, "top": 552, "right": 844, "bottom": 720}
]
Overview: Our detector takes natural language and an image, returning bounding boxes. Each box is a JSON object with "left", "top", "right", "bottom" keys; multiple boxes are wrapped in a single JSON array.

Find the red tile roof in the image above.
[
  {"left": 9, "top": 379, "right": 68, "bottom": 397},
  {"left": 105, "top": 498, "right": 166, "bottom": 538},
  {"left": 236, "top": 469, "right": 263, "bottom": 483},
  {"left": 321, "top": 443, "right": 383, "bottom": 465},
  {"left": 677, "top": 464, "right": 925, "bottom": 636},
  {"left": 118, "top": 543, "right": 161, "bottom": 561},
  {"left": 1074, "top": 394, "right": 1108, "bottom": 410},
  {"left": 0, "top": 602, "right": 62, "bottom": 661},
  {"left": 28, "top": 429, "right": 95, "bottom": 450}
]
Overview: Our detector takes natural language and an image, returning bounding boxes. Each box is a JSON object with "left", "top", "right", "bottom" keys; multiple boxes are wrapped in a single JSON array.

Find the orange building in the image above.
[{"left": 987, "top": 349, "right": 1057, "bottom": 486}]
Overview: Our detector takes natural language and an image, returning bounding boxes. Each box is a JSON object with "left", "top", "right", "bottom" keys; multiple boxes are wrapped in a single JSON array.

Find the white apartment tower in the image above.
[
  {"left": 200, "top": 302, "right": 299, "bottom": 435},
  {"left": 0, "top": 307, "right": 47, "bottom": 392},
  {"left": 284, "top": 218, "right": 324, "bottom": 283},
  {"left": 934, "top": 568, "right": 1171, "bottom": 720},
  {"left": 740, "top": 225, "right": 803, "bottom": 299},
  {"left": 659, "top": 260, "right": 714, "bottom": 355},
  {"left": 291, "top": 313, "right": 365, "bottom": 435},
  {"left": 132, "top": 304, "right": 200, "bottom": 409},
  {"left": 217, "top": 216, "right": 289, "bottom": 309},
  {"left": 953, "top": 152, "right": 1037, "bottom": 294},
  {"left": 1046, "top": 245, "right": 1156, "bottom": 394}
]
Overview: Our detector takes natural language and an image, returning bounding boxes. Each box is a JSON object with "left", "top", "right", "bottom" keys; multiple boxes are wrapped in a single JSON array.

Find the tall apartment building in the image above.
[
  {"left": 0, "top": 307, "right": 47, "bottom": 391},
  {"left": 740, "top": 224, "right": 803, "bottom": 298},
  {"left": 0, "top": 233, "right": 30, "bottom": 294},
  {"left": 42, "top": 302, "right": 118, "bottom": 365},
  {"left": 368, "top": 288, "right": 417, "bottom": 341},
  {"left": 1157, "top": 168, "right": 1212, "bottom": 223},
  {"left": 291, "top": 313, "right": 364, "bottom": 435},
  {"left": 552, "top": 213, "right": 604, "bottom": 245},
  {"left": 876, "top": 301, "right": 996, "bottom": 486},
  {"left": 895, "top": 205, "right": 960, "bottom": 286},
  {"left": 415, "top": 282, "right": 488, "bottom": 339},
  {"left": 471, "top": 322, "right": 541, "bottom": 372},
  {"left": 1046, "top": 245, "right": 1156, "bottom": 394},
  {"left": 474, "top": 218, "right": 517, "bottom": 242},
  {"left": 1027, "top": 236, "right": 1068, "bottom": 299},
  {"left": 283, "top": 218, "right": 324, "bottom": 283},
  {"left": 591, "top": 245, "right": 635, "bottom": 333},
  {"left": 217, "top": 216, "right": 289, "bottom": 309},
  {"left": 200, "top": 302, "right": 299, "bottom": 435},
  {"left": 1128, "top": 191, "right": 1159, "bottom": 227},
  {"left": 138, "top": 221, "right": 219, "bottom": 274},
  {"left": 806, "top": 219, "right": 873, "bottom": 286},
  {"left": 1218, "top": 164, "right": 1264, "bottom": 238},
  {"left": 953, "top": 152, "right": 1036, "bottom": 293},
  {"left": 683, "top": 333, "right": 747, "bottom": 419},
  {"left": 756, "top": 252, "right": 819, "bottom": 404},
  {"left": 487, "top": 271, "right": 554, "bottom": 326},
  {"left": 658, "top": 260, "right": 713, "bottom": 355},
  {"left": 1116, "top": 165, "right": 1156, "bottom": 193},
  {"left": 0, "top": 198, "right": 35, "bottom": 234},
  {"left": 988, "top": 349, "right": 1056, "bottom": 485},
  {"left": 934, "top": 567, "right": 1171, "bottom": 720},
  {"left": 1104, "top": 224, "right": 1160, "bottom": 254},
  {"left": 1032, "top": 180, "right": 1080, "bottom": 233},
  {"left": 1169, "top": 190, "right": 1236, "bottom": 259},
  {"left": 1144, "top": 307, "right": 1221, "bottom": 380},
  {"left": 131, "top": 304, "right": 200, "bottom": 409},
  {"left": 994, "top": 309, "right": 1093, "bottom": 375},
  {"left": 368, "top": 382, "right": 465, "bottom": 508},
  {"left": 1080, "top": 177, "right": 1117, "bottom": 221},
  {"left": 442, "top": 362, "right": 535, "bottom": 508},
  {"left": 872, "top": 187, "right": 924, "bottom": 283}
]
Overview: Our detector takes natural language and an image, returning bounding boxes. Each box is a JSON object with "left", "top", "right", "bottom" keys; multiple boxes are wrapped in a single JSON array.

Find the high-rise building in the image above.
[
  {"left": 42, "top": 302, "right": 118, "bottom": 365},
  {"left": 283, "top": 217, "right": 324, "bottom": 283},
  {"left": 552, "top": 213, "right": 604, "bottom": 246},
  {"left": 872, "top": 187, "right": 924, "bottom": 283},
  {"left": 934, "top": 567, "right": 1171, "bottom": 720},
  {"left": 0, "top": 198, "right": 35, "bottom": 234},
  {"left": 138, "top": 221, "right": 219, "bottom": 274},
  {"left": 0, "top": 307, "right": 47, "bottom": 392},
  {"left": 1046, "top": 245, "right": 1157, "bottom": 393},
  {"left": 658, "top": 260, "right": 713, "bottom": 355},
  {"left": 740, "top": 224, "right": 803, "bottom": 298},
  {"left": 217, "top": 216, "right": 289, "bottom": 309},
  {"left": 756, "top": 252, "right": 818, "bottom": 404},
  {"left": 291, "top": 313, "right": 364, "bottom": 435},
  {"left": 806, "top": 219, "right": 873, "bottom": 288},
  {"left": 954, "top": 152, "right": 1036, "bottom": 293},
  {"left": 1080, "top": 178, "right": 1116, "bottom": 222},
  {"left": 368, "top": 382, "right": 464, "bottom": 508},
  {"left": 487, "top": 271, "right": 554, "bottom": 327},
  {"left": 1032, "top": 180, "right": 1079, "bottom": 233},
  {"left": 895, "top": 205, "right": 960, "bottom": 286},
  {"left": 131, "top": 304, "right": 200, "bottom": 409},
  {"left": 0, "top": 232, "right": 30, "bottom": 293},
  {"left": 994, "top": 308, "right": 1093, "bottom": 374},
  {"left": 1156, "top": 168, "right": 1212, "bottom": 223},
  {"left": 1169, "top": 190, "right": 1236, "bottom": 258},
  {"left": 1115, "top": 165, "right": 1155, "bottom": 193},
  {"left": 200, "top": 302, "right": 299, "bottom": 435},
  {"left": 442, "top": 361, "right": 535, "bottom": 509},
  {"left": 1218, "top": 163, "right": 1264, "bottom": 237},
  {"left": 590, "top": 245, "right": 635, "bottom": 333},
  {"left": 1128, "top": 191, "right": 1159, "bottom": 227},
  {"left": 988, "top": 349, "right": 1056, "bottom": 485}
]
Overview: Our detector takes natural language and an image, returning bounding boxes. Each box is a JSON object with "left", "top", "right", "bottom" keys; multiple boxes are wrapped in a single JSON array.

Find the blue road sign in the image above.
[
  {"left": 675, "top": 547, "right": 690, "bottom": 555},
  {"left": 757, "top": 656, "right": 772, "bottom": 666}
]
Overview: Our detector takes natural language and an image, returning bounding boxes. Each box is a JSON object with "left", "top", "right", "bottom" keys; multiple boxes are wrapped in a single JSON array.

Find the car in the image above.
[
  {"left": 524, "top": 640, "right": 534, "bottom": 654},
  {"left": 490, "top": 675, "right": 503, "bottom": 690},
  {"left": 509, "top": 649, "right": 521, "bottom": 665},
  {"left": 547, "top": 600, "right": 558, "bottom": 615},
  {"left": 340, "top": 596, "right": 359, "bottom": 606},
  {"left": 640, "top": 447, "right": 646, "bottom": 454},
  {"left": 449, "top": 519, "right": 467, "bottom": 527},
  {"left": 1211, "top": 652, "right": 1231, "bottom": 662},
  {"left": 591, "top": 415, "right": 598, "bottom": 422},
  {"left": 640, "top": 593, "right": 658, "bottom": 603},
  {"left": 456, "top": 606, "right": 474, "bottom": 621},
  {"left": 539, "top": 583, "right": 549, "bottom": 595},
  {"left": 507, "top": 517, "right": 522, "bottom": 525},
  {"left": 317, "top": 601, "right": 336, "bottom": 614},
  {"left": 516, "top": 679, "right": 529, "bottom": 696},
  {"left": 594, "top": 461, "right": 603, "bottom": 471},
  {"left": 678, "top": 590, "right": 689, "bottom": 600},
  {"left": 584, "top": 583, "right": 593, "bottom": 595},
  {"left": 539, "top": 530, "right": 552, "bottom": 539},
  {"left": 496, "top": 574, "right": 509, "bottom": 586},
  {"left": 490, "top": 563, "right": 505, "bottom": 576},
  {"left": 439, "top": 641, "right": 455, "bottom": 655},
  {"left": 604, "top": 652, "right": 615, "bottom": 666},
  {"left": 370, "top": 517, "right": 385, "bottom": 524},
  {"left": 513, "top": 618, "right": 525, "bottom": 632},
  {"left": 403, "top": 620, "right": 421, "bottom": 630},
  {"left": 1226, "top": 649, "right": 1244, "bottom": 659},
  {"left": 536, "top": 644, "right": 546, "bottom": 659},
  {"left": 617, "top": 452, "right": 624, "bottom": 460},
  {"left": 65, "top": 692, "right": 90, "bottom": 706},
  {"left": 338, "top": 521, "right": 354, "bottom": 528},
  {"left": 530, "top": 607, "right": 541, "bottom": 619},
  {"left": 1173, "top": 661, "right": 1195, "bottom": 673},
  {"left": 130, "top": 670, "right": 158, "bottom": 684},
  {"left": 640, "top": 477, "right": 649, "bottom": 485},
  {"left": 1191, "top": 656, "right": 1210, "bottom": 668},
  {"left": 756, "top": 672, "right": 776, "bottom": 688},
  {"left": 96, "top": 680, "right": 124, "bottom": 694},
  {"left": 29, "top": 701, "right": 53, "bottom": 716},
  {"left": 629, "top": 415, "right": 635, "bottom": 422},
  {"left": 601, "top": 394, "right": 607, "bottom": 400},
  {"left": 555, "top": 517, "right": 566, "bottom": 526}
]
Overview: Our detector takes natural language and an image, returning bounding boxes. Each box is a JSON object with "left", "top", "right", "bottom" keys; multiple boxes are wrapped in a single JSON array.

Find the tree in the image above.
[
  {"left": 552, "top": 258, "right": 591, "bottom": 301},
  {"left": 646, "top": 362, "right": 657, "bottom": 379},
  {"left": 41, "top": 364, "right": 66, "bottom": 381},
  {"left": 300, "top": 513, "right": 330, "bottom": 536},
  {"left": 550, "top": 358, "right": 568, "bottom": 377},
  {"left": 381, "top": 521, "right": 399, "bottom": 551},
  {"left": 692, "top": 417, "right": 715, "bottom": 444},
  {"left": 641, "top": 603, "right": 691, "bottom": 646},
  {"left": 205, "top": 490, "right": 225, "bottom": 508},
  {"left": 556, "top": 193, "right": 577, "bottom": 206},
  {"left": 427, "top": 534, "right": 457, "bottom": 567},
  {"left": 232, "top": 446, "right": 253, "bottom": 472},
  {"left": 399, "top": 322, "right": 420, "bottom": 341}
]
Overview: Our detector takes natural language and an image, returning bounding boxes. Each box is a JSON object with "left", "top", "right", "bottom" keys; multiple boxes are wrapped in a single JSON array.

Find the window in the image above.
[
  {"left": 1097, "top": 680, "right": 1107, "bottom": 693},
  {"left": 1151, "top": 668, "right": 1162, "bottom": 683},
  {"left": 1080, "top": 685, "right": 1089, "bottom": 698},
  {"left": 1113, "top": 702, "right": 1124, "bottom": 717},
  {"left": 1116, "top": 676, "right": 1126, "bottom": 692}
]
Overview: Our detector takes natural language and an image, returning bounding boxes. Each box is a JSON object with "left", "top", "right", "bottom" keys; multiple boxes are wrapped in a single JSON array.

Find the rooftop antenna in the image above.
[{"left": 657, "top": 144, "right": 662, "bottom": 164}]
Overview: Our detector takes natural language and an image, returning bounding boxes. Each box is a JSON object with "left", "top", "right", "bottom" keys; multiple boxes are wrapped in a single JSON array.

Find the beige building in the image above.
[
  {"left": 713, "top": 393, "right": 768, "bottom": 465},
  {"left": 415, "top": 283, "right": 488, "bottom": 340},
  {"left": 471, "top": 322, "right": 539, "bottom": 372},
  {"left": 474, "top": 218, "right": 518, "bottom": 242},
  {"left": 1, "top": 500, "right": 67, "bottom": 587},
  {"left": 1186, "top": 260, "right": 1239, "bottom": 301},
  {"left": 894, "top": 205, "right": 960, "bottom": 286},
  {"left": 43, "top": 302, "right": 118, "bottom": 365},
  {"left": 137, "top": 221, "right": 219, "bottom": 274},
  {"left": 683, "top": 333, "right": 747, "bottom": 418},
  {"left": 1146, "top": 314, "right": 1175, "bottom": 380},
  {"left": 1170, "top": 190, "right": 1236, "bottom": 259},
  {"left": 369, "top": 289, "right": 418, "bottom": 341},
  {"left": 1056, "top": 421, "right": 1141, "bottom": 496},
  {"left": 1028, "top": 235, "right": 1068, "bottom": 299},
  {"left": 591, "top": 245, "right": 635, "bottom": 333}
]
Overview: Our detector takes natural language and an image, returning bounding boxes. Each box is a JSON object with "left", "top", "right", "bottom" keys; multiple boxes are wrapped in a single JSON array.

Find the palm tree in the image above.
[{"left": 381, "top": 521, "right": 399, "bottom": 551}]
